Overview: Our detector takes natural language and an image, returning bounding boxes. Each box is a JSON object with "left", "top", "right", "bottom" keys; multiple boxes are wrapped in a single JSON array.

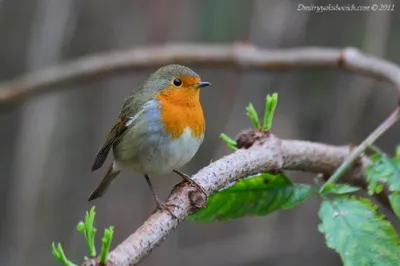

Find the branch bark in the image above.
[
  {"left": 1, "top": 44, "right": 400, "bottom": 106},
  {"left": 80, "top": 133, "right": 387, "bottom": 266}
]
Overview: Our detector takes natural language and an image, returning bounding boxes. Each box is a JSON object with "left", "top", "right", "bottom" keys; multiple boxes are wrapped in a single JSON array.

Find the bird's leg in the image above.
[
  {"left": 173, "top": 169, "right": 208, "bottom": 197},
  {"left": 144, "top": 174, "right": 163, "bottom": 207},
  {"left": 144, "top": 174, "right": 178, "bottom": 219}
]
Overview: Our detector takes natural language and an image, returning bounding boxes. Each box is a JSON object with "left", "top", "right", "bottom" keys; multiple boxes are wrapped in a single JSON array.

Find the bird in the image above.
[{"left": 88, "top": 64, "right": 210, "bottom": 214}]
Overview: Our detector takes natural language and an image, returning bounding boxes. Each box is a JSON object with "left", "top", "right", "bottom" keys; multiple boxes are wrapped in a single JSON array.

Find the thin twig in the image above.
[
  {"left": 320, "top": 107, "right": 400, "bottom": 192},
  {"left": 1, "top": 44, "right": 400, "bottom": 106}
]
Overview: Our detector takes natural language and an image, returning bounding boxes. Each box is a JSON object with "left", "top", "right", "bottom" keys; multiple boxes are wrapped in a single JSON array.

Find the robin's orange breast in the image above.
[{"left": 154, "top": 85, "right": 205, "bottom": 140}]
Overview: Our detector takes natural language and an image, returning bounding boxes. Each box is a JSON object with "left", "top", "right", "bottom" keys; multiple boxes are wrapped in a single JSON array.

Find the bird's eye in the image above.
[{"left": 173, "top": 78, "right": 182, "bottom": 87}]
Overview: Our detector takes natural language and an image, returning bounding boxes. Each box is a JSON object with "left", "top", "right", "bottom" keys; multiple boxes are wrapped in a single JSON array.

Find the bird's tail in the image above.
[{"left": 88, "top": 163, "right": 120, "bottom": 201}]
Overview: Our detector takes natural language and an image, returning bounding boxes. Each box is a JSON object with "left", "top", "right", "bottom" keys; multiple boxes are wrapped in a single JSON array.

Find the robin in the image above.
[{"left": 88, "top": 64, "right": 210, "bottom": 214}]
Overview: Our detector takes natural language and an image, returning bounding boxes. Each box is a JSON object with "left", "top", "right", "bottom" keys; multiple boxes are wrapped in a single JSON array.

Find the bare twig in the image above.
[
  {"left": 86, "top": 134, "right": 383, "bottom": 266},
  {"left": 320, "top": 106, "right": 400, "bottom": 192},
  {"left": 1, "top": 44, "right": 400, "bottom": 106}
]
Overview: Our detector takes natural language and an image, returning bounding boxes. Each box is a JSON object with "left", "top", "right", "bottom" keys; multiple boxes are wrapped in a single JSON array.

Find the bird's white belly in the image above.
[{"left": 115, "top": 127, "right": 203, "bottom": 175}]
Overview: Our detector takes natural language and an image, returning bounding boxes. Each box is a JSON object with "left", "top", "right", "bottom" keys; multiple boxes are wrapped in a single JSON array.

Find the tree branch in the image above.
[
  {"left": 80, "top": 134, "right": 385, "bottom": 266},
  {"left": 1, "top": 44, "right": 400, "bottom": 106}
]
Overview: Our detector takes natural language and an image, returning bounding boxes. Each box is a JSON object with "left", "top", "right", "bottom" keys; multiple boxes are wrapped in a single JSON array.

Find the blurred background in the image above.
[{"left": 0, "top": 0, "right": 399, "bottom": 265}]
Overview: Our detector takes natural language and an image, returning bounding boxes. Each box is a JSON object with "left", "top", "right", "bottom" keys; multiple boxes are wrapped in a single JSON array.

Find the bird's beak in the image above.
[{"left": 195, "top": 81, "right": 211, "bottom": 88}]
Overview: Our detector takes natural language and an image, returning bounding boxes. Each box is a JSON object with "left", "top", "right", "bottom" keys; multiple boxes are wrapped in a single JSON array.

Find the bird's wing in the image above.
[
  {"left": 91, "top": 116, "right": 129, "bottom": 171},
  {"left": 91, "top": 85, "right": 154, "bottom": 172}
]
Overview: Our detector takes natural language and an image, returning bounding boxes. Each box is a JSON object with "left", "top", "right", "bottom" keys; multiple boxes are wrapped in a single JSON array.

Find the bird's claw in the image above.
[{"left": 154, "top": 198, "right": 179, "bottom": 219}]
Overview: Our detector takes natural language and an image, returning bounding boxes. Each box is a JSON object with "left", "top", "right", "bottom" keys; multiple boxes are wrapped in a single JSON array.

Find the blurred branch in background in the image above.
[
  {"left": 327, "top": 0, "right": 393, "bottom": 141},
  {"left": 1, "top": 44, "right": 400, "bottom": 107}
]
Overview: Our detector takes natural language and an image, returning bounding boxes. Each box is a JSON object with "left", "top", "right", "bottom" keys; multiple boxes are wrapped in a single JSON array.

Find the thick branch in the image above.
[
  {"left": 85, "top": 135, "right": 383, "bottom": 266},
  {"left": 1, "top": 44, "right": 400, "bottom": 106}
]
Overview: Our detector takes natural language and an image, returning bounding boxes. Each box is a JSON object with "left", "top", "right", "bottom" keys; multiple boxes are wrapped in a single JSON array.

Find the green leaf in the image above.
[
  {"left": 262, "top": 93, "right": 278, "bottom": 131},
  {"left": 321, "top": 184, "right": 360, "bottom": 195},
  {"left": 99, "top": 226, "right": 114, "bottom": 264},
  {"left": 76, "top": 207, "right": 97, "bottom": 257},
  {"left": 366, "top": 154, "right": 400, "bottom": 194},
  {"left": 246, "top": 103, "right": 261, "bottom": 129},
  {"left": 188, "top": 173, "right": 314, "bottom": 222},
  {"left": 319, "top": 196, "right": 400, "bottom": 266},
  {"left": 366, "top": 152, "right": 400, "bottom": 219},
  {"left": 389, "top": 192, "right": 400, "bottom": 219},
  {"left": 51, "top": 242, "right": 77, "bottom": 266},
  {"left": 220, "top": 133, "right": 237, "bottom": 150}
]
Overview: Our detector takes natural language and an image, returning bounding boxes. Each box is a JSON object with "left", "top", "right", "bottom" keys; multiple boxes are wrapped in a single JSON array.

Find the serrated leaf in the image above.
[
  {"left": 321, "top": 184, "right": 360, "bottom": 195},
  {"left": 188, "top": 173, "right": 313, "bottom": 222},
  {"left": 366, "top": 154, "right": 400, "bottom": 194},
  {"left": 389, "top": 192, "right": 400, "bottom": 219},
  {"left": 319, "top": 196, "right": 400, "bottom": 266}
]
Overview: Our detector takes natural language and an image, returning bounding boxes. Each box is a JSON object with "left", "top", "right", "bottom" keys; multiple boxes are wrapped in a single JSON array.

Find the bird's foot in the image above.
[{"left": 153, "top": 196, "right": 179, "bottom": 219}]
